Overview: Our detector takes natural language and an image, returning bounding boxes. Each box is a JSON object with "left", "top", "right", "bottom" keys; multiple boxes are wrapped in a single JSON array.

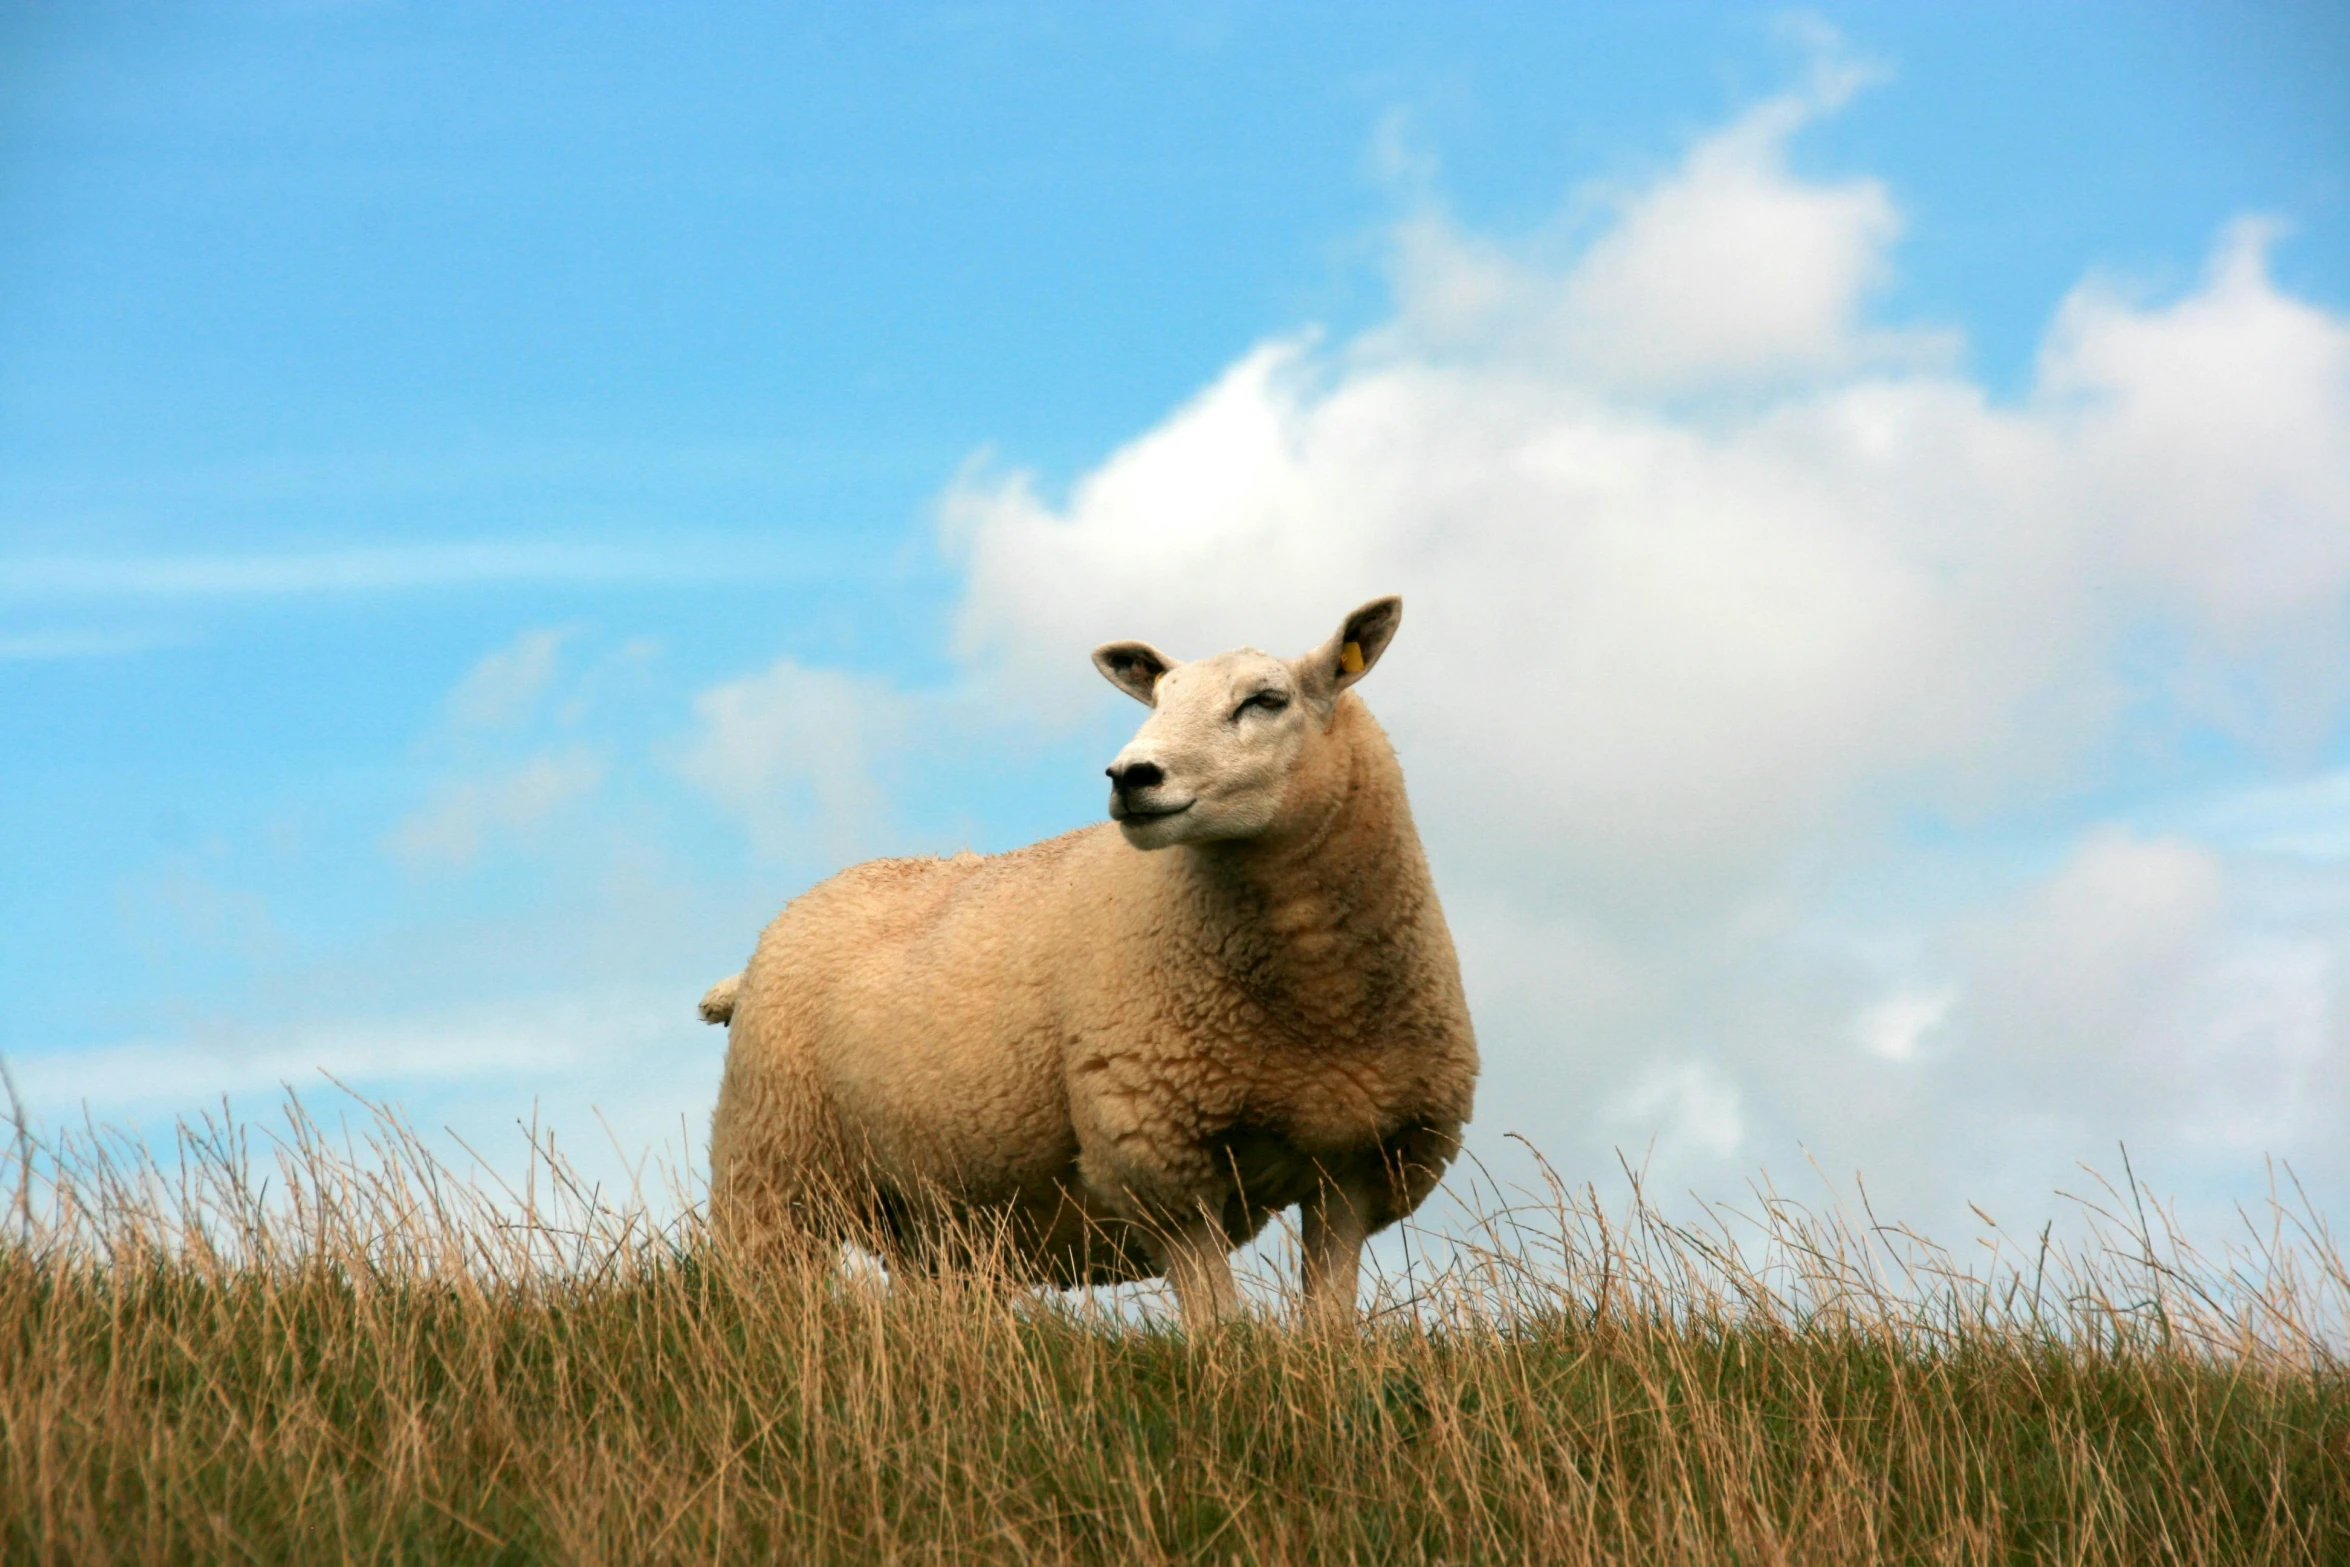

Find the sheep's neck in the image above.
[{"left": 1174, "top": 710, "right": 1434, "bottom": 1039}]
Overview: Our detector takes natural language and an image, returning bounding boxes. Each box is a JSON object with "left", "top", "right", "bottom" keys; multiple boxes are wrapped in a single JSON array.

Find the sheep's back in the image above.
[{"left": 741, "top": 828, "right": 1120, "bottom": 1202}]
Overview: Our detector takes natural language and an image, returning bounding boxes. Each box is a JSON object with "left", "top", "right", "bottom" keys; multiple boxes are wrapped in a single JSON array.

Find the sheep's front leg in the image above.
[
  {"left": 1158, "top": 1213, "right": 1242, "bottom": 1328},
  {"left": 1301, "top": 1178, "right": 1371, "bottom": 1330}
]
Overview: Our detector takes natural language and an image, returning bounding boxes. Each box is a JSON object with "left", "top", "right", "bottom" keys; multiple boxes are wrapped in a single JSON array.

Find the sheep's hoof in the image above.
[{"left": 698, "top": 973, "right": 742, "bottom": 1025}]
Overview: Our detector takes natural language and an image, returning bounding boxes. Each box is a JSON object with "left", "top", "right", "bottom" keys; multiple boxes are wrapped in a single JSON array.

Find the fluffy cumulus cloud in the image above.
[
  {"left": 938, "top": 63, "right": 2350, "bottom": 1234},
  {"left": 1380, "top": 45, "right": 1939, "bottom": 391}
]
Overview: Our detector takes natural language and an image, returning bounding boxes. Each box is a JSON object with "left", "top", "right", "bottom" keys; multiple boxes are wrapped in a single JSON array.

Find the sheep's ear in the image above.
[
  {"left": 1093, "top": 640, "right": 1175, "bottom": 706},
  {"left": 1299, "top": 596, "right": 1402, "bottom": 711}
]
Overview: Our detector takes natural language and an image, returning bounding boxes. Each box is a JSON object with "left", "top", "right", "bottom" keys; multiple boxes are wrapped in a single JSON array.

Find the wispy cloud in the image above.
[
  {"left": 446, "top": 627, "right": 577, "bottom": 730},
  {"left": 0, "top": 540, "right": 818, "bottom": 600},
  {"left": 4, "top": 988, "right": 695, "bottom": 1117},
  {"left": 2185, "top": 769, "right": 2350, "bottom": 862},
  {"left": 0, "top": 627, "right": 182, "bottom": 660},
  {"left": 388, "top": 751, "right": 608, "bottom": 869},
  {"left": 674, "top": 656, "right": 916, "bottom": 864}
]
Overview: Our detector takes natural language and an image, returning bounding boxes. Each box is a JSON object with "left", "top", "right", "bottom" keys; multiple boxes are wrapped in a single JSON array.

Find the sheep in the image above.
[{"left": 699, "top": 595, "right": 1477, "bottom": 1327}]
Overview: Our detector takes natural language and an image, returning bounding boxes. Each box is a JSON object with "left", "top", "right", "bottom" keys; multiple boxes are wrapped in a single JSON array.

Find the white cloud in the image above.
[
  {"left": 2045, "top": 222, "right": 2350, "bottom": 630},
  {"left": 1607, "top": 1060, "right": 1747, "bottom": 1164},
  {"left": 1381, "top": 41, "right": 1939, "bottom": 391},
  {"left": 934, "top": 55, "right": 2350, "bottom": 1234},
  {"left": 1961, "top": 832, "right": 2225, "bottom": 1071},
  {"left": 674, "top": 657, "right": 915, "bottom": 863},
  {"left": 1904, "top": 834, "right": 2348, "bottom": 1220},
  {"left": 947, "top": 121, "right": 2348, "bottom": 896},
  {"left": 1855, "top": 987, "right": 1955, "bottom": 1063},
  {"left": 388, "top": 752, "right": 606, "bottom": 868},
  {"left": 948, "top": 326, "right": 2089, "bottom": 891}
]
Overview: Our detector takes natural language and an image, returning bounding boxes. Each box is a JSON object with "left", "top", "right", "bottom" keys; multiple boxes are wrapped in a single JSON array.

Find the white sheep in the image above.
[{"left": 700, "top": 596, "right": 1477, "bottom": 1327}]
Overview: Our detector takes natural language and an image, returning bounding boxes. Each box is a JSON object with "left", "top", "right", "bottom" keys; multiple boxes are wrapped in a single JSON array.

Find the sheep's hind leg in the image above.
[
  {"left": 707, "top": 1020, "right": 853, "bottom": 1278},
  {"left": 1300, "top": 1178, "right": 1372, "bottom": 1331},
  {"left": 1157, "top": 1212, "right": 1242, "bottom": 1329}
]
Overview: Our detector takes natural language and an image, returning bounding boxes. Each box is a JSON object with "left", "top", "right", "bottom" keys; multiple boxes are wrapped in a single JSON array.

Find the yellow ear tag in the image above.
[{"left": 1340, "top": 640, "right": 1365, "bottom": 676}]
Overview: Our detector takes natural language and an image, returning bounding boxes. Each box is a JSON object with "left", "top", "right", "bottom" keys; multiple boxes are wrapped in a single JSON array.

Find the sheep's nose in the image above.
[{"left": 1107, "top": 759, "right": 1164, "bottom": 794}]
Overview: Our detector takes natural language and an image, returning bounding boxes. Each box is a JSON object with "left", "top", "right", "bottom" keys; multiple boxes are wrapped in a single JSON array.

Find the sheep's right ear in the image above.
[{"left": 1092, "top": 640, "right": 1175, "bottom": 706}]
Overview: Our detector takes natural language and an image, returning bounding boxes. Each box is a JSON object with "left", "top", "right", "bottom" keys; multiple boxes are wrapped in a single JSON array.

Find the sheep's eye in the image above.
[{"left": 1234, "top": 690, "right": 1289, "bottom": 721}]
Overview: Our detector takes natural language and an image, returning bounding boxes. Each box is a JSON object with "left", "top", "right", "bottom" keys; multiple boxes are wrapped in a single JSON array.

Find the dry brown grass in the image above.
[{"left": 0, "top": 1088, "right": 2343, "bottom": 1565}]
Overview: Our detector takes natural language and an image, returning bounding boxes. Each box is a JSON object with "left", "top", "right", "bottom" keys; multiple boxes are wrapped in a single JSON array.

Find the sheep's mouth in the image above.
[{"left": 1111, "top": 798, "right": 1193, "bottom": 823}]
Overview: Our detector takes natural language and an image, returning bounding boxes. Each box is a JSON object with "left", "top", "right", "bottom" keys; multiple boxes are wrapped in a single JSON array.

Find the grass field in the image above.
[{"left": 1, "top": 1092, "right": 2343, "bottom": 1565}]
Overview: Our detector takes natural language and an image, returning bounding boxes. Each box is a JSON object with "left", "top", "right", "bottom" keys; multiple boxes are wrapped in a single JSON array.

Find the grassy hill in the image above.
[{"left": 2, "top": 1097, "right": 2342, "bottom": 1564}]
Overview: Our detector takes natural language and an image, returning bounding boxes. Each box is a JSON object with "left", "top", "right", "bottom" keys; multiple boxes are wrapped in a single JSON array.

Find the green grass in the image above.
[{"left": 0, "top": 1096, "right": 2342, "bottom": 1564}]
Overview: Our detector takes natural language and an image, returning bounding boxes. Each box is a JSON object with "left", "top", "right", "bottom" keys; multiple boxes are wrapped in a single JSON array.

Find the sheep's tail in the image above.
[{"left": 698, "top": 972, "right": 742, "bottom": 1026}]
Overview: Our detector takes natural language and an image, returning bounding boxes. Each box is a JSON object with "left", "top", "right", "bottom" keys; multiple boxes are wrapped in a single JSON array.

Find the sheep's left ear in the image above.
[
  {"left": 1299, "top": 595, "right": 1402, "bottom": 712},
  {"left": 1093, "top": 640, "right": 1176, "bottom": 706}
]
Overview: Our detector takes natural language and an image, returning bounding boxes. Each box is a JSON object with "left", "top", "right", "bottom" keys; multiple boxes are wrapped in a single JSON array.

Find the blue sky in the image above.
[{"left": 4, "top": 3, "right": 2348, "bottom": 1241}]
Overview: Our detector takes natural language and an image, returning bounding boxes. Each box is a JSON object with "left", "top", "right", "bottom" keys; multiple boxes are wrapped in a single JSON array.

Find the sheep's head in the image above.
[{"left": 1092, "top": 595, "right": 1401, "bottom": 850}]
